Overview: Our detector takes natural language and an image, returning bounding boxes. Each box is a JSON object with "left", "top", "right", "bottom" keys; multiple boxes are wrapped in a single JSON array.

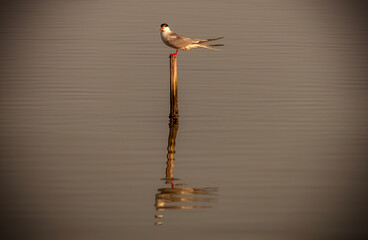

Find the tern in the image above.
[{"left": 160, "top": 23, "right": 224, "bottom": 55}]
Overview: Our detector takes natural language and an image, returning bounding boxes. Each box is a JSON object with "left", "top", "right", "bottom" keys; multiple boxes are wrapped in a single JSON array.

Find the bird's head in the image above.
[{"left": 160, "top": 23, "right": 170, "bottom": 32}]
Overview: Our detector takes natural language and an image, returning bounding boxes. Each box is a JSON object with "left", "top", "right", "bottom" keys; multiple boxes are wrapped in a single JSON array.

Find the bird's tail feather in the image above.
[
  {"left": 208, "top": 44, "right": 224, "bottom": 47},
  {"left": 197, "top": 43, "right": 224, "bottom": 50}
]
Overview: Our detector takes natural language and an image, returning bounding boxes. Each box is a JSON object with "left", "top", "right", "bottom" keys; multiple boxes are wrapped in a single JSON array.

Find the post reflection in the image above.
[{"left": 154, "top": 118, "right": 217, "bottom": 225}]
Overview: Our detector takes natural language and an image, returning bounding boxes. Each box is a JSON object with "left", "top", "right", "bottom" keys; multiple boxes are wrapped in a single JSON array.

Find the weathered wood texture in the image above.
[{"left": 169, "top": 55, "right": 179, "bottom": 119}]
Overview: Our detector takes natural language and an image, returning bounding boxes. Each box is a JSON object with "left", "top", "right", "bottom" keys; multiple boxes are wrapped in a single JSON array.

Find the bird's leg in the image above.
[{"left": 171, "top": 49, "right": 178, "bottom": 56}]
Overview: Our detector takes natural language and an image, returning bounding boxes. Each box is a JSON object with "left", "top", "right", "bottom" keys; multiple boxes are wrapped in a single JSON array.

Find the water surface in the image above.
[{"left": 0, "top": 1, "right": 367, "bottom": 240}]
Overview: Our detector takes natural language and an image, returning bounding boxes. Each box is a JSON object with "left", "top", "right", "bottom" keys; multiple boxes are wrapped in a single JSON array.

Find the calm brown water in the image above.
[{"left": 1, "top": 1, "right": 367, "bottom": 240}]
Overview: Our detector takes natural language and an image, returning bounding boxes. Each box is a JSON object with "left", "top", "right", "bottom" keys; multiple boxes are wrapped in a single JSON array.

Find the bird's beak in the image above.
[{"left": 160, "top": 27, "right": 164, "bottom": 31}]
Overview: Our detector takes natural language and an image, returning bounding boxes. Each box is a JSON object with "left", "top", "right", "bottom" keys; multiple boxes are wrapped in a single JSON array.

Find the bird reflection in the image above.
[{"left": 154, "top": 118, "right": 217, "bottom": 225}]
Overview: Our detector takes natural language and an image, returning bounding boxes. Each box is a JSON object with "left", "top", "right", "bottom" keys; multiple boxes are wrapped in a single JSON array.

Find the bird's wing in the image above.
[
  {"left": 197, "top": 37, "right": 224, "bottom": 43},
  {"left": 167, "top": 32, "right": 194, "bottom": 48}
]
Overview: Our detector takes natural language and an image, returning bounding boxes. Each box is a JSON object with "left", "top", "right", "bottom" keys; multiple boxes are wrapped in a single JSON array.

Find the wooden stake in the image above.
[{"left": 169, "top": 55, "right": 179, "bottom": 119}]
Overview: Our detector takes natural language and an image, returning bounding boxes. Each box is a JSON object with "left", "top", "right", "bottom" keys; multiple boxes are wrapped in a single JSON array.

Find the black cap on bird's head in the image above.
[{"left": 160, "top": 23, "right": 169, "bottom": 31}]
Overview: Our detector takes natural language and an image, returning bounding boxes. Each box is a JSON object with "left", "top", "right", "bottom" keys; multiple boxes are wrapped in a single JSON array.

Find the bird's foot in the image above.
[{"left": 170, "top": 49, "right": 179, "bottom": 56}]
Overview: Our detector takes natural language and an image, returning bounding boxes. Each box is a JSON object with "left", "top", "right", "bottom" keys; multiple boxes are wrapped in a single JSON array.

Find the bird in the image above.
[{"left": 160, "top": 23, "right": 224, "bottom": 56}]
